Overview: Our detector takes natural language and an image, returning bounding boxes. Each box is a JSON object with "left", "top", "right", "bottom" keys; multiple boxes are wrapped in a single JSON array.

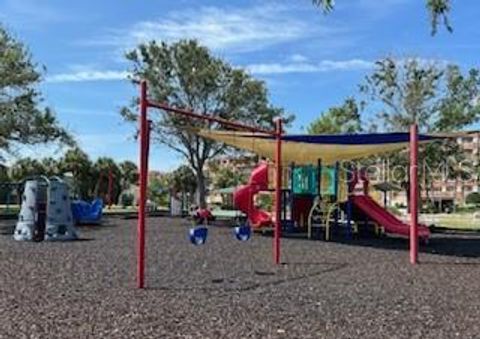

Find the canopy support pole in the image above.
[
  {"left": 410, "top": 124, "right": 419, "bottom": 264},
  {"left": 137, "top": 80, "right": 148, "bottom": 289},
  {"left": 274, "top": 118, "right": 283, "bottom": 264}
]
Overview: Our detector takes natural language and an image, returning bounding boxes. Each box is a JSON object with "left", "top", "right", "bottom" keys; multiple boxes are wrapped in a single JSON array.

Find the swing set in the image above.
[
  {"left": 136, "top": 81, "right": 284, "bottom": 289},
  {"left": 136, "top": 80, "right": 431, "bottom": 289}
]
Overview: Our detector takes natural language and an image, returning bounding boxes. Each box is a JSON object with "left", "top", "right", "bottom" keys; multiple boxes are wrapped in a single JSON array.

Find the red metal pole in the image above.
[
  {"left": 410, "top": 124, "right": 419, "bottom": 264},
  {"left": 274, "top": 118, "right": 282, "bottom": 264},
  {"left": 137, "top": 80, "right": 148, "bottom": 288},
  {"left": 147, "top": 101, "right": 276, "bottom": 136},
  {"left": 108, "top": 168, "right": 113, "bottom": 209}
]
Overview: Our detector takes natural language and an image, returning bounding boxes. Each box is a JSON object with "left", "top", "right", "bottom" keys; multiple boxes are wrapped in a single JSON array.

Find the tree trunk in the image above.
[{"left": 195, "top": 169, "right": 207, "bottom": 208}]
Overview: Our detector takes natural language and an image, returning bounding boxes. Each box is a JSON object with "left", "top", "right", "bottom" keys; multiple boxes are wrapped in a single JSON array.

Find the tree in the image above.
[
  {"left": 0, "top": 26, "right": 72, "bottom": 158},
  {"left": 307, "top": 98, "right": 362, "bottom": 134},
  {"left": 170, "top": 165, "right": 197, "bottom": 197},
  {"left": 119, "top": 160, "right": 138, "bottom": 189},
  {"left": 359, "top": 58, "right": 480, "bottom": 208},
  {"left": 122, "top": 40, "right": 293, "bottom": 207},
  {"left": 435, "top": 67, "right": 480, "bottom": 132},
  {"left": 312, "top": 0, "right": 452, "bottom": 35},
  {"left": 94, "top": 157, "right": 122, "bottom": 204},
  {"left": 40, "top": 157, "right": 59, "bottom": 177},
  {"left": 148, "top": 173, "right": 171, "bottom": 207},
  {"left": 361, "top": 59, "right": 480, "bottom": 133},
  {"left": 59, "top": 147, "right": 94, "bottom": 199},
  {"left": 10, "top": 157, "right": 45, "bottom": 181},
  {"left": 360, "top": 58, "right": 444, "bottom": 131},
  {"left": 211, "top": 166, "right": 247, "bottom": 190}
]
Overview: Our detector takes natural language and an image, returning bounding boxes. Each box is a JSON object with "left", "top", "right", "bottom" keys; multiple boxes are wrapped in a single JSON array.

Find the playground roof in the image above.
[{"left": 198, "top": 130, "right": 446, "bottom": 165}]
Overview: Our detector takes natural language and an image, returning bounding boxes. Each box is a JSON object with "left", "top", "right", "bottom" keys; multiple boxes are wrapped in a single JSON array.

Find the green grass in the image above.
[{"left": 421, "top": 213, "right": 480, "bottom": 230}]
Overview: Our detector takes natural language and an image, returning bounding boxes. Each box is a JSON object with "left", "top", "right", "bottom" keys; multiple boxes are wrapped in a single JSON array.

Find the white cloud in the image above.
[
  {"left": 46, "top": 70, "right": 129, "bottom": 83},
  {"left": 83, "top": 4, "right": 335, "bottom": 53},
  {"left": 289, "top": 54, "right": 309, "bottom": 63},
  {"left": 45, "top": 58, "right": 373, "bottom": 84},
  {"left": 246, "top": 59, "right": 374, "bottom": 75}
]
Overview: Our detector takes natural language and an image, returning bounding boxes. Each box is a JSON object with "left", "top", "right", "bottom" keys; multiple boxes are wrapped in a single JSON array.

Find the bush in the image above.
[
  {"left": 455, "top": 205, "right": 477, "bottom": 213},
  {"left": 466, "top": 192, "right": 480, "bottom": 205}
]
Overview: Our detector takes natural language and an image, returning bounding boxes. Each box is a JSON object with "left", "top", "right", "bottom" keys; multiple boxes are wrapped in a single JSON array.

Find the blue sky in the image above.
[{"left": 1, "top": 0, "right": 478, "bottom": 171}]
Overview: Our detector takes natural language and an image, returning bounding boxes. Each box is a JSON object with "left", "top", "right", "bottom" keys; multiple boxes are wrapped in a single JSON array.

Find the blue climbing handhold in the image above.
[
  {"left": 189, "top": 226, "right": 208, "bottom": 245},
  {"left": 234, "top": 225, "right": 251, "bottom": 242}
]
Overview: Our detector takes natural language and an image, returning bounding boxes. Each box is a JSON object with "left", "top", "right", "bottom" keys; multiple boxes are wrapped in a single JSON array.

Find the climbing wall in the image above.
[
  {"left": 14, "top": 180, "right": 47, "bottom": 241},
  {"left": 44, "top": 179, "right": 78, "bottom": 241}
]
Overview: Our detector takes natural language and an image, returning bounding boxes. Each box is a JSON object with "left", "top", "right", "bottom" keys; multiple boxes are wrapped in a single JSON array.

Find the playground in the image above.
[
  {"left": 1, "top": 2, "right": 480, "bottom": 338},
  {"left": 1, "top": 216, "right": 480, "bottom": 338}
]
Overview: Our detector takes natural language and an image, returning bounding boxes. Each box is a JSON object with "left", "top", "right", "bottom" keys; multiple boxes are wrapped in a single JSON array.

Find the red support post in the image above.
[
  {"left": 410, "top": 124, "right": 419, "bottom": 264},
  {"left": 137, "top": 80, "right": 148, "bottom": 288},
  {"left": 274, "top": 118, "right": 283, "bottom": 264}
]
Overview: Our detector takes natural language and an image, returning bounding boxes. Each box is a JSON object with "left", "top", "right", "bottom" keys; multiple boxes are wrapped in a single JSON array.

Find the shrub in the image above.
[{"left": 466, "top": 192, "right": 480, "bottom": 205}]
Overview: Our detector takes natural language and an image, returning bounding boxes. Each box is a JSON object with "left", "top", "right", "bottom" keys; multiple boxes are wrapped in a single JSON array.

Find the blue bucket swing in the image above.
[
  {"left": 189, "top": 225, "right": 208, "bottom": 245},
  {"left": 234, "top": 223, "right": 251, "bottom": 242}
]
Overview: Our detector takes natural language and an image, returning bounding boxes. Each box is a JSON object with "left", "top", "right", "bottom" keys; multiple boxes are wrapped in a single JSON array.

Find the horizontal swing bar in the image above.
[{"left": 146, "top": 100, "right": 277, "bottom": 136}]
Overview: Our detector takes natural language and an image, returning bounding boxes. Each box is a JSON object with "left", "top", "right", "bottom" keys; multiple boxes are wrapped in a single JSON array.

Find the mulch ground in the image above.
[{"left": 1, "top": 217, "right": 480, "bottom": 338}]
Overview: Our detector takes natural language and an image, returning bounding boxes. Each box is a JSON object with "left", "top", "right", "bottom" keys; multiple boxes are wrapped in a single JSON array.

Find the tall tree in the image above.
[
  {"left": 307, "top": 98, "right": 362, "bottom": 134},
  {"left": 122, "top": 40, "right": 293, "bottom": 207},
  {"left": 10, "top": 158, "right": 45, "bottom": 181},
  {"left": 40, "top": 157, "right": 59, "bottom": 177},
  {"left": 360, "top": 58, "right": 443, "bottom": 131},
  {"left": 119, "top": 160, "right": 139, "bottom": 189},
  {"left": 312, "top": 0, "right": 452, "bottom": 35},
  {"left": 0, "top": 26, "right": 72, "bottom": 159},
  {"left": 94, "top": 157, "right": 122, "bottom": 204},
  {"left": 210, "top": 166, "right": 247, "bottom": 190},
  {"left": 148, "top": 173, "right": 171, "bottom": 207},
  {"left": 59, "top": 147, "right": 94, "bottom": 199},
  {"left": 361, "top": 59, "right": 480, "bottom": 131},
  {"left": 360, "top": 58, "right": 480, "bottom": 207},
  {"left": 170, "top": 165, "right": 197, "bottom": 198}
]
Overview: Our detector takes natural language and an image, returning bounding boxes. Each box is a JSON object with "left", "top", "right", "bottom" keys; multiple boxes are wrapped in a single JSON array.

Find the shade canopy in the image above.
[{"left": 198, "top": 130, "right": 445, "bottom": 165}]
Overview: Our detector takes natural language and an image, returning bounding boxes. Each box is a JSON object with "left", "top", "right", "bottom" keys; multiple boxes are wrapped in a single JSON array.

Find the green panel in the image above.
[{"left": 292, "top": 166, "right": 336, "bottom": 196}]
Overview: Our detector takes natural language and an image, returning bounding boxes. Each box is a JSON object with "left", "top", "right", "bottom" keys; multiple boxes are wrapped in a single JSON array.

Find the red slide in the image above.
[
  {"left": 351, "top": 195, "right": 430, "bottom": 239},
  {"left": 234, "top": 163, "right": 272, "bottom": 228}
]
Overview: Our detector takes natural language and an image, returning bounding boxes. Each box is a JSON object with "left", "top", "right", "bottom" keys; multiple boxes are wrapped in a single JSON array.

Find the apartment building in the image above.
[{"left": 387, "top": 132, "right": 480, "bottom": 208}]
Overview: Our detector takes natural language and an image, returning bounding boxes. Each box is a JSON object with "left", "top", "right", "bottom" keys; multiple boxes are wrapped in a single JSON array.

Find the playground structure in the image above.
[
  {"left": 233, "top": 161, "right": 431, "bottom": 242},
  {"left": 14, "top": 177, "right": 78, "bottom": 241},
  {"left": 135, "top": 80, "right": 444, "bottom": 289}
]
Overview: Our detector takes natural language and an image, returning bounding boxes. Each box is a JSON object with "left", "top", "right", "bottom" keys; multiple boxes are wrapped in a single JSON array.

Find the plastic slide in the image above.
[
  {"left": 71, "top": 198, "right": 103, "bottom": 224},
  {"left": 350, "top": 195, "right": 430, "bottom": 239},
  {"left": 233, "top": 163, "right": 272, "bottom": 228}
]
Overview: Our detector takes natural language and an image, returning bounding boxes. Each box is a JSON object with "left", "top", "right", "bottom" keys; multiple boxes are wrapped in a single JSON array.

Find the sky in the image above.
[{"left": 1, "top": 0, "right": 479, "bottom": 171}]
